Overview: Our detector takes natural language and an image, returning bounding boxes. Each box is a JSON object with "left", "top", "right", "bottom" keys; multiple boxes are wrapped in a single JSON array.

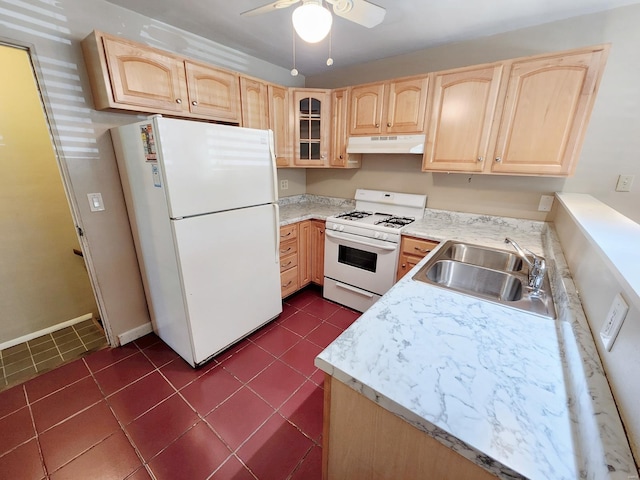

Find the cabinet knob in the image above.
[
  {"left": 321, "top": 154, "right": 326, "bottom": 159},
  {"left": 477, "top": 156, "right": 483, "bottom": 162},
  {"left": 495, "top": 157, "right": 502, "bottom": 163},
  {"left": 401, "top": 263, "right": 406, "bottom": 269},
  {"left": 375, "top": 123, "right": 380, "bottom": 128},
  {"left": 339, "top": 154, "right": 343, "bottom": 159},
  {"left": 387, "top": 122, "right": 391, "bottom": 127},
  {"left": 192, "top": 101, "right": 198, "bottom": 106},
  {"left": 175, "top": 98, "right": 182, "bottom": 104}
]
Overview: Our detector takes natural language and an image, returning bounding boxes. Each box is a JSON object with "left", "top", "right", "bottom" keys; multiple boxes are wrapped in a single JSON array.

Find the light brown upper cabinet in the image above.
[
  {"left": 82, "top": 31, "right": 241, "bottom": 123},
  {"left": 330, "top": 88, "right": 361, "bottom": 168},
  {"left": 240, "top": 76, "right": 268, "bottom": 129},
  {"left": 423, "top": 45, "right": 609, "bottom": 176},
  {"left": 491, "top": 47, "right": 608, "bottom": 176},
  {"left": 292, "top": 89, "right": 331, "bottom": 167},
  {"left": 268, "top": 84, "right": 293, "bottom": 167},
  {"left": 185, "top": 61, "right": 240, "bottom": 122},
  {"left": 85, "top": 33, "right": 188, "bottom": 114},
  {"left": 423, "top": 64, "right": 504, "bottom": 172},
  {"left": 349, "top": 75, "right": 429, "bottom": 136}
]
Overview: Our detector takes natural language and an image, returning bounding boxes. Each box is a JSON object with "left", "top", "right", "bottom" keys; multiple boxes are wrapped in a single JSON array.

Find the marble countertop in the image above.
[{"left": 278, "top": 195, "right": 636, "bottom": 479}]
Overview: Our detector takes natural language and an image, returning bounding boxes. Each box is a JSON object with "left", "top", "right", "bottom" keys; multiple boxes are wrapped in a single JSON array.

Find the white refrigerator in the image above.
[{"left": 111, "top": 116, "right": 282, "bottom": 367}]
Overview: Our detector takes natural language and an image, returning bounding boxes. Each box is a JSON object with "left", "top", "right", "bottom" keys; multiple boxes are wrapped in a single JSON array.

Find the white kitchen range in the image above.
[{"left": 323, "top": 189, "right": 427, "bottom": 311}]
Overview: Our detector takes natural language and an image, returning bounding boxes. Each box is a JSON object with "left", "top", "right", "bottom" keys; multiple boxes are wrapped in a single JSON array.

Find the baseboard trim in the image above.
[
  {"left": 0, "top": 313, "right": 94, "bottom": 351},
  {"left": 117, "top": 322, "right": 153, "bottom": 346}
]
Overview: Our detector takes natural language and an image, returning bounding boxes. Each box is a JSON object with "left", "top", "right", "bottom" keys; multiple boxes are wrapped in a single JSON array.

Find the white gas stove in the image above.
[{"left": 324, "top": 190, "right": 427, "bottom": 312}]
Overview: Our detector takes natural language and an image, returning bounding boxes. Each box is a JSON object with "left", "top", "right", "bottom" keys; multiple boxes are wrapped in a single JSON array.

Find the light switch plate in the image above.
[
  {"left": 600, "top": 293, "right": 629, "bottom": 351},
  {"left": 87, "top": 193, "right": 105, "bottom": 212},
  {"left": 615, "top": 174, "right": 634, "bottom": 192},
  {"left": 538, "top": 195, "right": 554, "bottom": 212}
]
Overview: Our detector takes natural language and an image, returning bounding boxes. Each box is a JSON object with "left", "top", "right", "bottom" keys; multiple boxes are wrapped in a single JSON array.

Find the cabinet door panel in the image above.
[
  {"left": 103, "top": 37, "right": 186, "bottom": 112},
  {"left": 185, "top": 61, "right": 240, "bottom": 122},
  {"left": 241, "top": 77, "right": 268, "bottom": 129},
  {"left": 293, "top": 89, "right": 330, "bottom": 167},
  {"left": 311, "top": 220, "right": 325, "bottom": 285},
  {"left": 423, "top": 66, "right": 503, "bottom": 172},
  {"left": 349, "top": 83, "right": 384, "bottom": 135},
  {"left": 492, "top": 50, "right": 604, "bottom": 175},
  {"left": 385, "top": 76, "right": 429, "bottom": 134},
  {"left": 268, "top": 85, "right": 292, "bottom": 166}
]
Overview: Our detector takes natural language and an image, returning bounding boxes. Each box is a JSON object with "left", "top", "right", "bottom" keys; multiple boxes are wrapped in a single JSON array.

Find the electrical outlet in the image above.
[
  {"left": 600, "top": 293, "right": 629, "bottom": 351},
  {"left": 280, "top": 180, "right": 288, "bottom": 190},
  {"left": 615, "top": 174, "right": 634, "bottom": 192},
  {"left": 538, "top": 195, "right": 554, "bottom": 212}
]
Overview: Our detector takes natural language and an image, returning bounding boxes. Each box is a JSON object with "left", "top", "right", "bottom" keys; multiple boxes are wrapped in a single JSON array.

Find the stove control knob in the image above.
[
  {"left": 332, "top": 224, "right": 338, "bottom": 230},
  {"left": 339, "top": 225, "right": 345, "bottom": 232},
  {"left": 374, "top": 232, "right": 381, "bottom": 239},
  {"left": 382, "top": 233, "right": 388, "bottom": 241}
]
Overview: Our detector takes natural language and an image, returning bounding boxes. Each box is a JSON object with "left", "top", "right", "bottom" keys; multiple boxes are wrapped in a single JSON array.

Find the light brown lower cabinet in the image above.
[
  {"left": 322, "top": 375, "right": 498, "bottom": 480},
  {"left": 311, "top": 220, "right": 325, "bottom": 285},
  {"left": 280, "top": 220, "right": 326, "bottom": 298},
  {"left": 397, "top": 236, "right": 439, "bottom": 281},
  {"left": 279, "top": 224, "right": 299, "bottom": 298}
]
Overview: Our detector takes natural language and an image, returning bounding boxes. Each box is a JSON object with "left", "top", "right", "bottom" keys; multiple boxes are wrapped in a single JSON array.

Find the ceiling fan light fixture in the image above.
[{"left": 292, "top": 1, "right": 333, "bottom": 43}]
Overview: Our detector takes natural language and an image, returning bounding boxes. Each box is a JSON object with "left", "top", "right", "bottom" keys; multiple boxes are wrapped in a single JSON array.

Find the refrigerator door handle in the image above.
[
  {"left": 268, "top": 129, "right": 278, "bottom": 201},
  {"left": 274, "top": 203, "right": 280, "bottom": 264}
]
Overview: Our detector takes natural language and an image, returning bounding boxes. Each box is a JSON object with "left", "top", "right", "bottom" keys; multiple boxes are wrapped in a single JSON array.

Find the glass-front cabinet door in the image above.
[{"left": 293, "top": 89, "right": 330, "bottom": 167}]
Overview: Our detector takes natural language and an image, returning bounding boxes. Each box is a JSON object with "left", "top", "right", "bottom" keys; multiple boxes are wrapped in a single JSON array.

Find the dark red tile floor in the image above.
[{"left": 0, "top": 286, "right": 359, "bottom": 480}]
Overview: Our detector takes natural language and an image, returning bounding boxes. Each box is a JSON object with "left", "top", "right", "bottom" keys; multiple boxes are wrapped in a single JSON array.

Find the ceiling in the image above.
[{"left": 103, "top": 0, "right": 640, "bottom": 76}]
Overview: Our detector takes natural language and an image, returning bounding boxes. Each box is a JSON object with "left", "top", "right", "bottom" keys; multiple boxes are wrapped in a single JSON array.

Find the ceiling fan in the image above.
[{"left": 242, "top": 0, "right": 386, "bottom": 28}]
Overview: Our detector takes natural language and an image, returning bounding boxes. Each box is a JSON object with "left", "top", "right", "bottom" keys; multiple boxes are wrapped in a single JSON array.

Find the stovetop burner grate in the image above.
[
  {"left": 374, "top": 215, "right": 416, "bottom": 229},
  {"left": 335, "top": 210, "right": 372, "bottom": 221}
]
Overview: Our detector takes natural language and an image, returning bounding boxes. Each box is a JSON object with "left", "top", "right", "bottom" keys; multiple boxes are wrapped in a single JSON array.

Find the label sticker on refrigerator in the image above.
[
  {"left": 140, "top": 124, "right": 157, "bottom": 162},
  {"left": 151, "top": 164, "right": 161, "bottom": 187}
]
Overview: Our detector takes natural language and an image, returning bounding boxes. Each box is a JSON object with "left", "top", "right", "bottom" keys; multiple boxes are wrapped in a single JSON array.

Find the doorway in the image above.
[{"left": 0, "top": 44, "right": 106, "bottom": 389}]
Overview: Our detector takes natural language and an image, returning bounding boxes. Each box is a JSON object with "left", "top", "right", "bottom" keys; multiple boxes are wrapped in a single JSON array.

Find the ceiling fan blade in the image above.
[
  {"left": 241, "top": 0, "right": 301, "bottom": 17},
  {"left": 329, "top": 0, "right": 386, "bottom": 28}
]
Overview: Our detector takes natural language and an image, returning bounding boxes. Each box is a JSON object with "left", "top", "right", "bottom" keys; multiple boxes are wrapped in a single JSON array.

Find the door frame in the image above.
[{"left": 0, "top": 38, "right": 113, "bottom": 346}]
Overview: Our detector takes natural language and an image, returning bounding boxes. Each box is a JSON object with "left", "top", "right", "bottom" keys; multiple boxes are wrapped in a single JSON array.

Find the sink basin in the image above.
[
  {"left": 412, "top": 240, "right": 556, "bottom": 319},
  {"left": 425, "top": 260, "right": 523, "bottom": 302},
  {"left": 436, "top": 242, "right": 524, "bottom": 272}
]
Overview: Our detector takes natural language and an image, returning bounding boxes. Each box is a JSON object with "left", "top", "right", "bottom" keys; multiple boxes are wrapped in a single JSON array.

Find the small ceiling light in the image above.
[{"left": 292, "top": 0, "right": 333, "bottom": 43}]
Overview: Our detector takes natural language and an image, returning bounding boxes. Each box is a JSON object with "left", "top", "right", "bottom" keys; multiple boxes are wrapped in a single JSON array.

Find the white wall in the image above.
[
  {"left": 306, "top": 5, "right": 640, "bottom": 224},
  {"left": 554, "top": 200, "right": 640, "bottom": 461},
  {"left": 0, "top": 0, "right": 303, "bottom": 343}
]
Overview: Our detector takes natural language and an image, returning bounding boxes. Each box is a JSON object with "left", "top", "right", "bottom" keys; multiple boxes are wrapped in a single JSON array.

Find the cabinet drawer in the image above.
[
  {"left": 280, "top": 253, "right": 298, "bottom": 273},
  {"left": 280, "top": 266, "right": 299, "bottom": 298},
  {"left": 279, "top": 238, "right": 298, "bottom": 258},
  {"left": 402, "top": 237, "right": 438, "bottom": 256},
  {"left": 280, "top": 224, "right": 298, "bottom": 241}
]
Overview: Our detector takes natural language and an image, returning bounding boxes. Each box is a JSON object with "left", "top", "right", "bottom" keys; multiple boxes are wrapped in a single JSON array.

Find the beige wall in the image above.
[
  {"left": 0, "top": 46, "right": 97, "bottom": 343},
  {"left": 277, "top": 168, "right": 307, "bottom": 198},
  {"left": 0, "top": 0, "right": 303, "bottom": 343},
  {"left": 306, "top": 5, "right": 640, "bottom": 224},
  {"left": 554, "top": 202, "right": 640, "bottom": 461}
]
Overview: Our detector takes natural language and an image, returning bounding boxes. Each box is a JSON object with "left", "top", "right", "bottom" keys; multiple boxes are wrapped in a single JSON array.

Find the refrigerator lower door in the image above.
[{"left": 171, "top": 203, "right": 282, "bottom": 365}]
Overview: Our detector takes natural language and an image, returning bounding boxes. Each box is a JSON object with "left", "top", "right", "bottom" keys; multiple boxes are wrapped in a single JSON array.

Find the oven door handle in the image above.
[{"left": 325, "top": 230, "right": 397, "bottom": 251}]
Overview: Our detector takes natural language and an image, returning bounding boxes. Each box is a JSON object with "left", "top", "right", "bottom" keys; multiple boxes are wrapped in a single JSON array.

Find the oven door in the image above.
[{"left": 324, "top": 229, "right": 399, "bottom": 296}]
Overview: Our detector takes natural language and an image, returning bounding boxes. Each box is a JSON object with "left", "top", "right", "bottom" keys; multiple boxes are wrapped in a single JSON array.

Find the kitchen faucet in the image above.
[{"left": 504, "top": 237, "right": 546, "bottom": 294}]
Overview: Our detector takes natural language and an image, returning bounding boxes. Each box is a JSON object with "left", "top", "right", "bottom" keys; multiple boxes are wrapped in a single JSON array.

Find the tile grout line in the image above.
[
  {"left": 81, "top": 354, "right": 159, "bottom": 480},
  {"left": 23, "top": 383, "right": 49, "bottom": 478}
]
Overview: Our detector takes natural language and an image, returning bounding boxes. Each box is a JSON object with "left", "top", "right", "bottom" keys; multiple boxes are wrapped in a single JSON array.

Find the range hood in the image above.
[{"left": 347, "top": 134, "right": 426, "bottom": 154}]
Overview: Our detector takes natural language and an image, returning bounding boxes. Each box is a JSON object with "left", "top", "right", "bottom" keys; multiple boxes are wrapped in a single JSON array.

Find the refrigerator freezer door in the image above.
[
  {"left": 172, "top": 203, "right": 282, "bottom": 364},
  {"left": 154, "top": 117, "right": 277, "bottom": 219}
]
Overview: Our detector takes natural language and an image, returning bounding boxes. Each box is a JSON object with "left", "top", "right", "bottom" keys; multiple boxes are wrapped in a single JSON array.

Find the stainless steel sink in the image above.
[
  {"left": 426, "top": 260, "right": 523, "bottom": 302},
  {"left": 412, "top": 240, "right": 556, "bottom": 319},
  {"left": 435, "top": 242, "right": 524, "bottom": 272}
]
